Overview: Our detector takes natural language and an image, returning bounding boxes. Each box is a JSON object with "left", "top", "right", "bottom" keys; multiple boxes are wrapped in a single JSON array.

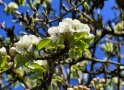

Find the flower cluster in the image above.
[
  {"left": 48, "top": 18, "right": 94, "bottom": 41},
  {"left": 15, "top": 35, "right": 41, "bottom": 54}
]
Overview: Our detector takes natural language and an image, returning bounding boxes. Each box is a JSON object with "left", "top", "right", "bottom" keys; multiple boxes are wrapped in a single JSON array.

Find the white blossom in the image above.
[
  {"left": 59, "top": 21, "right": 74, "bottom": 33},
  {"left": 16, "top": 35, "right": 41, "bottom": 54},
  {"left": 48, "top": 18, "right": 93, "bottom": 42},
  {"left": 84, "top": 34, "right": 94, "bottom": 39},
  {"left": 72, "top": 19, "right": 82, "bottom": 30},
  {"left": 34, "top": 60, "right": 47, "bottom": 65},
  {"left": 48, "top": 26, "right": 60, "bottom": 37},
  {"left": 8, "top": 2, "right": 18, "bottom": 9},
  {"left": 48, "top": 36, "right": 58, "bottom": 42},
  {"left": 76, "top": 24, "right": 90, "bottom": 33},
  {"left": 28, "top": 35, "right": 41, "bottom": 44},
  {"left": 0, "top": 47, "right": 7, "bottom": 55},
  {"left": 62, "top": 18, "right": 73, "bottom": 24},
  {"left": 67, "top": 88, "right": 73, "bottom": 90}
]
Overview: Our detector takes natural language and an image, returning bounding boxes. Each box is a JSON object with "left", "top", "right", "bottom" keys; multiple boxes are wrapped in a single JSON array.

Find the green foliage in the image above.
[
  {"left": 16, "top": 54, "right": 27, "bottom": 68},
  {"left": 69, "top": 48, "right": 82, "bottom": 59},
  {"left": 52, "top": 76, "right": 63, "bottom": 83},
  {"left": 37, "top": 39, "right": 51, "bottom": 50},
  {"left": 27, "top": 63, "right": 46, "bottom": 80},
  {"left": 0, "top": 55, "right": 7, "bottom": 68}
]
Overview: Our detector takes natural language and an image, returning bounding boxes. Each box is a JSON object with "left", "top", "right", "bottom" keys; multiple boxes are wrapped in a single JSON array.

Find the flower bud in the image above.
[
  {"left": 86, "top": 88, "right": 90, "bottom": 90},
  {"left": 120, "top": 70, "right": 124, "bottom": 78},
  {"left": 8, "top": 2, "right": 18, "bottom": 9},
  {"left": 0, "top": 47, "right": 7, "bottom": 55},
  {"left": 100, "top": 79, "right": 105, "bottom": 83},
  {"left": 95, "top": 85, "right": 99, "bottom": 90},
  {"left": 98, "top": 84, "right": 103, "bottom": 88},
  {"left": 73, "top": 86, "right": 78, "bottom": 90},
  {"left": 9, "top": 47, "right": 16, "bottom": 57},
  {"left": 83, "top": 86, "right": 88, "bottom": 90},
  {"left": 67, "top": 88, "right": 73, "bottom": 90},
  {"left": 78, "top": 85, "right": 83, "bottom": 90},
  {"left": 7, "top": 55, "right": 11, "bottom": 62},
  {"left": 100, "top": 88, "right": 104, "bottom": 90},
  {"left": 93, "top": 78, "right": 97, "bottom": 82}
]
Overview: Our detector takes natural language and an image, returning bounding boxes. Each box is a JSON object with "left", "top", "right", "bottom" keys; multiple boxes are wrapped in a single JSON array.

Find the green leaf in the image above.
[
  {"left": 37, "top": 39, "right": 51, "bottom": 50},
  {"left": 16, "top": 55, "right": 27, "bottom": 68},
  {"left": 52, "top": 76, "right": 62, "bottom": 83},
  {"left": 74, "top": 32, "right": 87, "bottom": 40},
  {"left": 46, "top": 42, "right": 57, "bottom": 49},
  {"left": 29, "top": 63, "right": 45, "bottom": 70},
  {"left": 75, "top": 40, "right": 86, "bottom": 49},
  {"left": 56, "top": 35, "right": 64, "bottom": 47},
  {"left": 69, "top": 48, "right": 82, "bottom": 59},
  {"left": 85, "top": 37, "right": 94, "bottom": 44},
  {"left": 0, "top": 55, "right": 7, "bottom": 68},
  {"left": 28, "top": 63, "right": 46, "bottom": 80},
  {"left": 83, "top": 45, "right": 90, "bottom": 53}
]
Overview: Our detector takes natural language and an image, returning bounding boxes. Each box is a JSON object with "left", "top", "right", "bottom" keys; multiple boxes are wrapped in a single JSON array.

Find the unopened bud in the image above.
[
  {"left": 7, "top": 55, "right": 11, "bottom": 62},
  {"left": 98, "top": 84, "right": 103, "bottom": 88},
  {"left": 67, "top": 88, "right": 73, "bottom": 90},
  {"left": 93, "top": 78, "right": 97, "bottom": 82},
  {"left": 120, "top": 70, "right": 124, "bottom": 78},
  {"left": 86, "top": 88, "right": 90, "bottom": 90},
  {"left": 78, "top": 85, "right": 83, "bottom": 90},
  {"left": 83, "top": 86, "right": 87, "bottom": 90},
  {"left": 0, "top": 47, "right": 7, "bottom": 55},
  {"left": 100, "top": 79, "right": 105, "bottom": 83},
  {"left": 9, "top": 47, "right": 16, "bottom": 57},
  {"left": 73, "top": 86, "right": 78, "bottom": 90}
]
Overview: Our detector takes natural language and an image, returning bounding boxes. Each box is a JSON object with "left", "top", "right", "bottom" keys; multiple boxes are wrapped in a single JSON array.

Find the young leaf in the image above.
[
  {"left": 69, "top": 48, "right": 82, "bottom": 59},
  {"left": 16, "top": 55, "right": 27, "bottom": 68},
  {"left": 0, "top": 55, "right": 7, "bottom": 68},
  {"left": 37, "top": 39, "right": 51, "bottom": 50},
  {"left": 52, "top": 76, "right": 63, "bottom": 83}
]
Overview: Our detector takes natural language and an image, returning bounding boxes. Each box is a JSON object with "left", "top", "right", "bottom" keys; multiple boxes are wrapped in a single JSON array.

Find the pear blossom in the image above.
[
  {"left": 48, "top": 18, "right": 91, "bottom": 35},
  {"left": 28, "top": 35, "right": 41, "bottom": 44},
  {"left": 0, "top": 47, "right": 7, "bottom": 55},
  {"left": 67, "top": 88, "right": 73, "bottom": 90},
  {"left": 48, "top": 36, "right": 58, "bottom": 42},
  {"left": 75, "top": 23, "right": 90, "bottom": 33},
  {"left": 84, "top": 34, "right": 94, "bottom": 39},
  {"left": 48, "top": 18, "right": 94, "bottom": 43},
  {"left": 34, "top": 60, "right": 47, "bottom": 65},
  {"left": 8, "top": 2, "right": 18, "bottom": 9},
  {"left": 59, "top": 21, "right": 74, "bottom": 33},
  {"left": 16, "top": 35, "right": 41, "bottom": 54},
  {"left": 48, "top": 26, "right": 60, "bottom": 37},
  {"left": 62, "top": 18, "right": 73, "bottom": 24},
  {"left": 71, "top": 19, "right": 82, "bottom": 30}
]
